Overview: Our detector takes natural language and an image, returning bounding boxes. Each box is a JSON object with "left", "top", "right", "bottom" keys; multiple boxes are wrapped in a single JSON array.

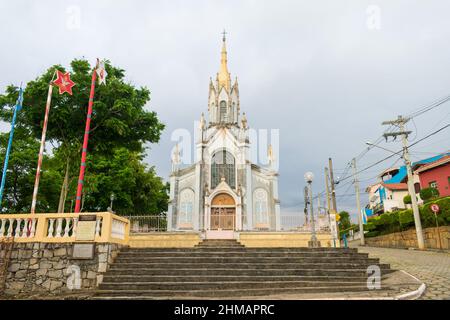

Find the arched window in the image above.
[
  {"left": 178, "top": 189, "right": 194, "bottom": 228},
  {"left": 254, "top": 188, "right": 269, "bottom": 226},
  {"left": 211, "top": 150, "right": 235, "bottom": 189},
  {"left": 219, "top": 100, "right": 227, "bottom": 122}
]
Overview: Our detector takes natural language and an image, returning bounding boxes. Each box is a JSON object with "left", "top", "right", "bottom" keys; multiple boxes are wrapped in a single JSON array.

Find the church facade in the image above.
[{"left": 167, "top": 36, "right": 281, "bottom": 237}]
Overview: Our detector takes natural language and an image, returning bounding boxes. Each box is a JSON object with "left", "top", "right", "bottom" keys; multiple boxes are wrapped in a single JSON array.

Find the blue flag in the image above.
[
  {"left": 362, "top": 208, "right": 373, "bottom": 224},
  {"left": 0, "top": 86, "right": 24, "bottom": 209}
]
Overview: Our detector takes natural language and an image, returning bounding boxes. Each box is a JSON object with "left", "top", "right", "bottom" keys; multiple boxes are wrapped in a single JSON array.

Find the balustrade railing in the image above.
[{"left": 0, "top": 212, "right": 129, "bottom": 244}]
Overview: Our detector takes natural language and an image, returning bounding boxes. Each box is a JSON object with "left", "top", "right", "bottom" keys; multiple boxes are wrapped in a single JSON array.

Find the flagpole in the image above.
[
  {"left": 31, "top": 83, "right": 54, "bottom": 214},
  {"left": 74, "top": 65, "right": 98, "bottom": 213},
  {"left": 0, "top": 88, "right": 23, "bottom": 210}
]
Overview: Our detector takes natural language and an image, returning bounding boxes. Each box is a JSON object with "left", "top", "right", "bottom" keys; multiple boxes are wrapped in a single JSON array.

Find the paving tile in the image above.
[{"left": 350, "top": 245, "right": 450, "bottom": 300}]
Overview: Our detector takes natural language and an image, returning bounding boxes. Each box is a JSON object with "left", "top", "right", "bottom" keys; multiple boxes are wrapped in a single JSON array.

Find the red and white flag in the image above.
[{"left": 96, "top": 59, "right": 107, "bottom": 85}]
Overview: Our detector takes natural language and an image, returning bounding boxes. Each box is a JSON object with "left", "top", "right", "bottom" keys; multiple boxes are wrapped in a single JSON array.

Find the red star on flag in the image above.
[{"left": 53, "top": 70, "right": 75, "bottom": 95}]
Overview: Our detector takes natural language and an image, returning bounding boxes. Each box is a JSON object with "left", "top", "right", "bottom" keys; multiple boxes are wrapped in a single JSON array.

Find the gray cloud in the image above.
[{"left": 1, "top": 0, "right": 449, "bottom": 223}]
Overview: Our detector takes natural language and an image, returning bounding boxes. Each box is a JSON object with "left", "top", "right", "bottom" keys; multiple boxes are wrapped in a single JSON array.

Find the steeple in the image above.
[
  {"left": 217, "top": 30, "right": 231, "bottom": 91},
  {"left": 208, "top": 31, "right": 239, "bottom": 126}
]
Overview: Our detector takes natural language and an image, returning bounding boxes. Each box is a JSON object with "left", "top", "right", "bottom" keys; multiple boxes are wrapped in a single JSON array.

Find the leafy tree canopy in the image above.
[{"left": 0, "top": 59, "right": 167, "bottom": 215}]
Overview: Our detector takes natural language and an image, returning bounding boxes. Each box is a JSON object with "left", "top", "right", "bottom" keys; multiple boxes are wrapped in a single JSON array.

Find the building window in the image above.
[
  {"left": 429, "top": 181, "right": 438, "bottom": 189},
  {"left": 414, "top": 182, "right": 421, "bottom": 194},
  {"left": 178, "top": 189, "right": 194, "bottom": 227},
  {"left": 211, "top": 150, "right": 235, "bottom": 189},
  {"left": 254, "top": 188, "right": 269, "bottom": 225},
  {"left": 219, "top": 100, "right": 227, "bottom": 122}
]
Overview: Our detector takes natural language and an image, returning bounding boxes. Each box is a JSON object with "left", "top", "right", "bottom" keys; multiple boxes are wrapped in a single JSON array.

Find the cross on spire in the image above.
[{"left": 222, "top": 29, "right": 227, "bottom": 41}]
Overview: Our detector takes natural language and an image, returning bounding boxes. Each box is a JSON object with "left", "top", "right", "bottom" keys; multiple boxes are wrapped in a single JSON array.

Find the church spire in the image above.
[{"left": 217, "top": 30, "right": 231, "bottom": 91}]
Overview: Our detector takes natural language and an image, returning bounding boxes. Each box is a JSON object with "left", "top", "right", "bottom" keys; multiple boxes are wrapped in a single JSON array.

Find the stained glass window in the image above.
[
  {"left": 220, "top": 100, "right": 227, "bottom": 122},
  {"left": 211, "top": 150, "right": 235, "bottom": 189},
  {"left": 179, "top": 189, "right": 194, "bottom": 225}
]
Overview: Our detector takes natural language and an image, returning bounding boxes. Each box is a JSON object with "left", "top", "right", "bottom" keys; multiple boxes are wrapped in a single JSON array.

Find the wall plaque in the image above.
[
  {"left": 72, "top": 243, "right": 95, "bottom": 259},
  {"left": 75, "top": 217, "right": 97, "bottom": 241}
]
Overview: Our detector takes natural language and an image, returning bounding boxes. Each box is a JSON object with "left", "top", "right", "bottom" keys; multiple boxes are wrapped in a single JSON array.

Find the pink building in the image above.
[{"left": 415, "top": 156, "right": 450, "bottom": 197}]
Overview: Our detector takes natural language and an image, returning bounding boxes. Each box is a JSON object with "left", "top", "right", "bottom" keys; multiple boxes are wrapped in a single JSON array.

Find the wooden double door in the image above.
[{"left": 210, "top": 193, "right": 235, "bottom": 230}]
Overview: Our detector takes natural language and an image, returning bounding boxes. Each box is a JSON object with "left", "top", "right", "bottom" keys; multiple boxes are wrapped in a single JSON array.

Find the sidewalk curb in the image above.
[{"left": 394, "top": 270, "right": 426, "bottom": 300}]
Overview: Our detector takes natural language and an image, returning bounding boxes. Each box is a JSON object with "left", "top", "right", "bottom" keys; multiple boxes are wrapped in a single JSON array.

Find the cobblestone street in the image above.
[{"left": 351, "top": 244, "right": 450, "bottom": 300}]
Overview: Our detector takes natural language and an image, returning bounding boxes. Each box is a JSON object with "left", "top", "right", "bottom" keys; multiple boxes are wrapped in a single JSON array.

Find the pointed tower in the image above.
[{"left": 208, "top": 31, "right": 240, "bottom": 126}]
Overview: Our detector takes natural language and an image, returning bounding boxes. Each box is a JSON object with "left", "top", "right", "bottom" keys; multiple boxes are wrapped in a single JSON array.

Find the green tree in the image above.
[
  {"left": 338, "top": 211, "right": 351, "bottom": 238},
  {"left": 0, "top": 59, "right": 167, "bottom": 214},
  {"left": 0, "top": 128, "right": 61, "bottom": 213},
  {"left": 71, "top": 148, "right": 168, "bottom": 215}
]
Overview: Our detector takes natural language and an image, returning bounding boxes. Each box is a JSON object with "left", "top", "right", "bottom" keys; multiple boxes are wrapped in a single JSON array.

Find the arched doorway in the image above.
[{"left": 210, "top": 193, "right": 235, "bottom": 230}]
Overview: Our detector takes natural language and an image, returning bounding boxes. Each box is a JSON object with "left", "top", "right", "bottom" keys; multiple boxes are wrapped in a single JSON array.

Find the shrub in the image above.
[
  {"left": 365, "top": 197, "right": 450, "bottom": 237},
  {"left": 420, "top": 187, "right": 440, "bottom": 202},
  {"left": 403, "top": 195, "right": 412, "bottom": 205}
]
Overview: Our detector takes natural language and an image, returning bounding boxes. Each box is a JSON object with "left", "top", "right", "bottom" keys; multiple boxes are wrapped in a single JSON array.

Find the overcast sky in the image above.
[{"left": 1, "top": 1, "right": 449, "bottom": 223}]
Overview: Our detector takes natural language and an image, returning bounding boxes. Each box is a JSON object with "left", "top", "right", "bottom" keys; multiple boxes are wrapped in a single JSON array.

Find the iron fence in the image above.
[
  {"left": 124, "top": 214, "right": 167, "bottom": 233},
  {"left": 280, "top": 214, "right": 331, "bottom": 232}
]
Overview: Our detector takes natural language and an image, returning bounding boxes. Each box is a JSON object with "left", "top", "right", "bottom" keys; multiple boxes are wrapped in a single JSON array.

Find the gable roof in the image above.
[
  {"left": 384, "top": 152, "right": 450, "bottom": 184},
  {"left": 381, "top": 183, "right": 408, "bottom": 191},
  {"left": 415, "top": 155, "right": 450, "bottom": 174}
]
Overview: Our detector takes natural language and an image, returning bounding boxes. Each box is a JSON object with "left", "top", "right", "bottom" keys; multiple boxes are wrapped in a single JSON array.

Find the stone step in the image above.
[
  {"left": 122, "top": 247, "right": 358, "bottom": 253},
  {"left": 118, "top": 251, "right": 367, "bottom": 258},
  {"left": 105, "top": 268, "right": 394, "bottom": 277},
  {"left": 109, "top": 262, "right": 390, "bottom": 270},
  {"left": 94, "top": 285, "right": 394, "bottom": 298},
  {"left": 196, "top": 240, "right": 242, "bottom": 244},
  {"left": 194, "top": 245, "right": 244, "bottom": 248},
  {"left": 102, "top": 274, "right": 374, "bottom": 283},
  {"left": 98, "top": 280, "right": 380, "bottom": 291},
  {"left": 95, "top": 244, "right": 394, "bottom": 299},
  {"left": 111, "top": 257, "right": 378, "bottom": 265}
]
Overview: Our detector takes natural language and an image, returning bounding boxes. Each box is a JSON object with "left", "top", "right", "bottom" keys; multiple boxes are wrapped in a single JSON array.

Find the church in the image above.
[{"left": 167, "top": 35, "right": 281, "bottom": 238}]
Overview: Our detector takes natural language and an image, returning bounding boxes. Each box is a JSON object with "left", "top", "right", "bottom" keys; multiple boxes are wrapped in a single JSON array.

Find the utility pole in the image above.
[
  {"left": 325, "top": 166, "right": 336, "bottom": 247},
  {"left": 328, "top": 158, "right": 338, "bottom": 213},
  {"left": 324, "top": 167, "right": 331, "bottom": 213},
  {"left": 382, "top": 115, "right": 424, "bottom": 250},
  {"left": 352, "top": 158, "right": 365, "bottom": 246}
]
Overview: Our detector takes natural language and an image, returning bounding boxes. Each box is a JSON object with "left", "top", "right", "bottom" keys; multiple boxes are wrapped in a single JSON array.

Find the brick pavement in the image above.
[{"left": 350, "top": 244, "right": 450, "bottom": 300}]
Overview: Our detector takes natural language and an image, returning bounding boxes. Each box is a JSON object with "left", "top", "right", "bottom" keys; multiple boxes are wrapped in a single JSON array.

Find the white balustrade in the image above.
[
  {"left": 95, "top": 217, "right": 102, "bottom": 237},
  {"left": 55, "top": 218, "right": 63, "bottom": 237},
  {"left": 0, "top": 213, "right": 129, "bottom": 244},
  {"left": 63, "top": 218, "right": 71, "bottom": 237},
  {"left": 14, "top": 218, "right": 21, "bottom": 237},
  {"left": 0, "top": 219, "right": 5, "bottom": 236},
  {"left": 7, "top": 218, "right": 13, "bottom": 237},
  {"left": 47, "top": 218, "right": 55, "bottom": 238},
  {"left": 29, "top": 218, "right": 36, "bottom": 238},
  {"left": 0, "top": 217, "right": 38, "bottom": 239},
  {"left": 71, "top": 217, "right": 78, "bottom": 238}
]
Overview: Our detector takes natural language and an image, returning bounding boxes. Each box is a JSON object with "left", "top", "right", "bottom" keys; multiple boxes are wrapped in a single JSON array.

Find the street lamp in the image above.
[
  {"left": 109, "top": 193, "right": 115, "bottom": 212},
  {"left": 304, "top": 172, "right": 321, "bottom": 248}
]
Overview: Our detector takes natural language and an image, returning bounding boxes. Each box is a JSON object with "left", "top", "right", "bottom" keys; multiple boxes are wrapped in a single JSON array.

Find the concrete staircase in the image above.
[{"left": 94, "top": 239, "right": 395, "bottom": 299}]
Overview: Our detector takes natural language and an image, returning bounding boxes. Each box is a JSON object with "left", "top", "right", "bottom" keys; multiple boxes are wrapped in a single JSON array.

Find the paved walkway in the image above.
[{"left": 350, "top": 244, "right": 450, "bottom": 300}]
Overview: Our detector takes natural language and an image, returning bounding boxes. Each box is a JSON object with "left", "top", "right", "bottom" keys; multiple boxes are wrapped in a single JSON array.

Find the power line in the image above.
[
  {"left": 407, "top": 94, "right": 450, "bottom": 119},
  {"left": 335, "top": 123, "right": 450, "bottom": 185}
]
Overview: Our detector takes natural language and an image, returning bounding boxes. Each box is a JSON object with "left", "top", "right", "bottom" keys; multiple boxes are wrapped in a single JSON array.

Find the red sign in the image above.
[{"left": 431, "top": 204, "right": 440, "bottom": 214}]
